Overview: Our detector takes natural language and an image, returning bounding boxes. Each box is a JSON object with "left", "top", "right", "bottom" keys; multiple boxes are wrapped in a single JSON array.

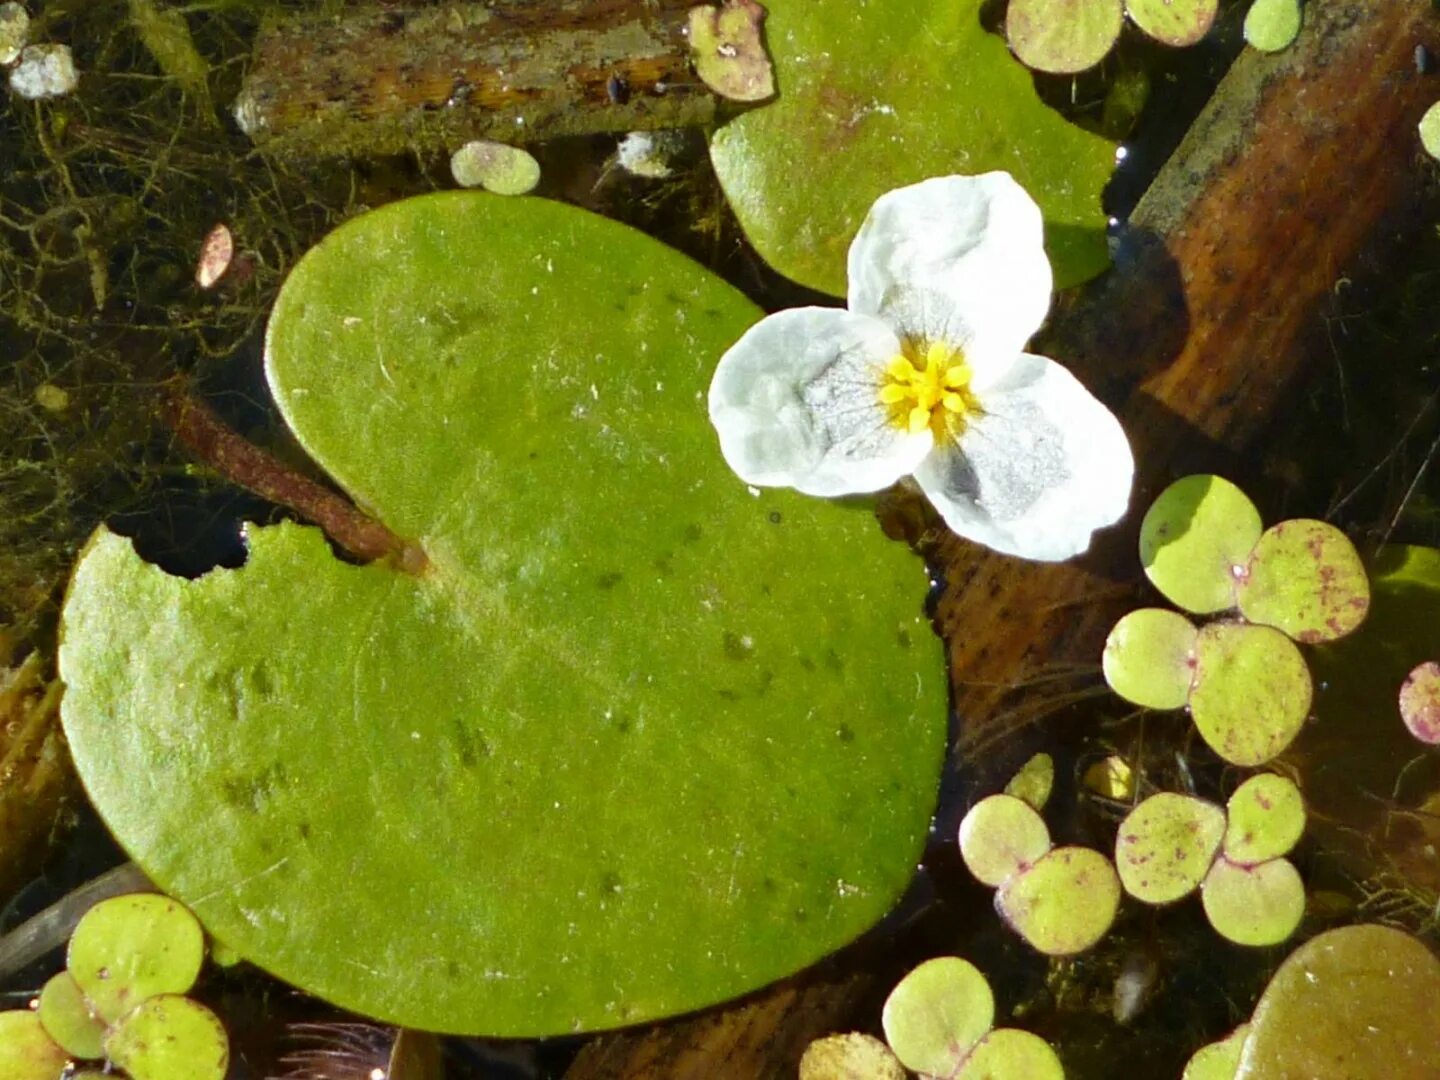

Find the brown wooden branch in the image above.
[
  {"left": 565, "top": 2, "right": 1440, "bottom": 1076},
  {"left": 159, "top": 383, "right": 425, "bottom": 570},
  {"left": 233, "top": 0, "right": 728, "bottom": 159}
]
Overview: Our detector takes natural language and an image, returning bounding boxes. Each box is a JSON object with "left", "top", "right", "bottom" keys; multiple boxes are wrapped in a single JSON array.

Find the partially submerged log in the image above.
[
  {"left": 566, "top": 2, "right": 1439, "bottom": 1075},
  {"left": 233, "top": 0, "right": 724, "bottom": 158}
]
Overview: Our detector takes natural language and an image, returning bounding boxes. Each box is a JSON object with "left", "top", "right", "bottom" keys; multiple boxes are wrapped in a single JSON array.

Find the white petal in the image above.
[
  {"left": 913, "top": 354, "right": 1133, "bottom": 561},
  {"left": 708, "top": 307, "right": 933, "bottom": 497},
  {"left": 847, "top": 173, "right": 1053, "bottom": 370}
]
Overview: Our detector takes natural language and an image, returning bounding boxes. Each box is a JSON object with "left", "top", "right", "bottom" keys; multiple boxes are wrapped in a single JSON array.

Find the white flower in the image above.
[{"left": 708, "top": 172, "right": 1134, "bottom": 562}]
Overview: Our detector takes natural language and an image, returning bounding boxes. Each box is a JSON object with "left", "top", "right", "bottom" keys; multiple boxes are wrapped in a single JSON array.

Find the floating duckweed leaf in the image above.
[
  {"left": 996, "top": 847, "right": 1120, "bottom": 956},
  {"left": 104, "top": 994, "right": 228, "bottom": 1080},
  {"left": 60, "top": 192, "right": 947, "bottom": 1035},
  {"left": 1238, "top": 925, "right": 1440, "bottom": 1077},
  {"left": 1188, "top": 622, "right": 1312, "bottom": 767},
  {"left": 1004, "top": 752, "right": 1055, "bottom": 812},
  {"left": 1242, "top": 0, "right": 1301, "bottom": 53},
  {"left": 1140, "top": 476, "right": 1261, "bottom": 615},
  {"left": 67, "top": 894, "right": 205, "bottom": 1024},
  {"left": 708, "top": 0, "right": 1117, "bottom": 295},
  {"left": 959, "top": 794, "right": 1053, "bottom": 887},
  {"left": 1223, "top": 774, "right": 1304, "bottom": 866},
  {"left": 1115, "top": 793, "right": 1225, "bottom": 905},
  {"left": 686, "top": 0, "right": 775, "bottom": 103},
  {"left": 1182, "top": 1024, "right": 1249, "bottom": 1080},
  {"left": 1102, "top": 607, "right": 1198, "bottom": 709},
  {"left": 1398, "top": 660, "right": 1440, "bottom": 745},
  {"left": 0, "top": 1010, "right": 70, "bottom": 1079},
  {"left": 448, "top": 141, "right": 541, "bottom": 196},
  {"left": 1236, "top": 520, "right": 1369, "bottom": 643},
  {"left": 881, "top": 957, "right": 995, "bottom": 1077},
  {"left": 38, "top": 970, "right": 107, "bottom": 1059},
  {"left": 1125, "top": 0, "right": 1218, "bottom": 46},
  {"left": 1200, "top": 857, "right": 1304, "bottom": 947},
  {"left": 0, "top": 2, "right": 29, "bottom": 66},
  {"left": 1420, "top": 103, "right": 1440, "bottom": 163},
  {"left": 957, "top": 1028, "right": 1065, "bottom": 1080},
  {"left": 1006, "top": 0, "right": 1123, "bottom": 76},
  {"left": 799, "top": 1032, "right": 907, "bottom": 1080}
]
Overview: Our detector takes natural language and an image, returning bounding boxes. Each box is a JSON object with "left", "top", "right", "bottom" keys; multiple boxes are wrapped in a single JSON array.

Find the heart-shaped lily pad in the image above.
[
  {"left": 708, "top": 0, "right": 1116, "bottom": 295},
  {"left": 58, "top": 193, "right": 947, "bottom": 1035}
]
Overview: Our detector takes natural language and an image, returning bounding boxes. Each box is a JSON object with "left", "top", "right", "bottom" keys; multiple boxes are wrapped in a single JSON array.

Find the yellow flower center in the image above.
[{"left": 877, "top": 340, "right": 981, "bottom": 439}]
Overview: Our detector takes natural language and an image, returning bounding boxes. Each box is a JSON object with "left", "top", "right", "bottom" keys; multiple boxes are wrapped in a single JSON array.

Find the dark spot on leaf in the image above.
[
  {"left": 654, "top": 554, "right": 674, "bottom": 576},
  {"left": 836, "top": 723, "right": 855, "bottom": 743},
  {"left": 799, "top": 656, "right": 815, "bottom": 671},
  {"left": 723, "top": 631, "right": 754, "bottom": 660},
  {"left": 297, "top": 822, "right": 311, "bottom": 840},
  {"left": 824, "top": 648, "right": 844, "bottom": 673},
  {"left": 596, "top": 571, "right": 624, "bottom": 590},
  {"left": 682, "top": 523, "right": 703, "bottom": 543},
  {"left": 896, "top": 628, "right": 912, "bottom": 649},
  {"left": 767, "top": 510, "right": 782, "bottom": 524}
]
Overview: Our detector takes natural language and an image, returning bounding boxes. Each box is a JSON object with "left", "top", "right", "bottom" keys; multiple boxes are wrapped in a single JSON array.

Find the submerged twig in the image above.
[
  {"left": 0, "top": 861, "right": 153, "bottom": 979},
  {"left": 159, "top": 383, "right": 428, "bottom": 571}
]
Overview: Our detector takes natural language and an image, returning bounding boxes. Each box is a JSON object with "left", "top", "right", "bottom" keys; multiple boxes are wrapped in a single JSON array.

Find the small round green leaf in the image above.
[
  {"left": 881, "top": 957, "right": 995, "bottom": 1077},
  {"left": 1125, "top": 0, "right": 1218, "bottom": 46},
  {"left": 1399, "top": 660, "right": 1440, "bottom": 745},
  {"left": 1103, "top": 607, "right": 1199, "bottom": 709},
  {"left": 104, "top": 995, "right": 228, "bottom": 1080},
  {"left": 448, "top": 141, "right": 540, "bottom": 196},
  {"left": 1238, "top": 925, "right": 1440, "bottom": 1077},
  {"left": 1236, "top": 520, "right": 1370, "bottom": 643},
  {"left": 1004, "top": 752, "right": 1055, "bottom": 812},
  {"left": 1200, "top": 857, "right": 1304, "bottom": 947},
  {"left": 67, "top": 894, "right": 205, "bottom": 1024},
  {"left": 1115, "top": 793, "right": 1225, "bottom": 905},
  {"left": 1182, "top": 1024, "right": 1249, "bottom": 1080},
  {"left": 38, "top": 970, "right": 107, "bottom": 1059},
  {"left": 957, "top": 1028, "right": 1064, "bottom": 1080},
  {"left": 1223, "top": 774, "right": 1305, "bottom": 866},
  {"left": 799, "top": 1033, "right": 906, "bottom": 1080},
  {"left": 959, "top": 794, "right": 1052, "bottom": 887},
  {"left": 996, "top": 846, "right": 1120, "bottom": 956},
  {"left": 0, "top": 1010, "right": 71, "bottom": 1079},
  {"left": 1140, "top": 476, "right": 1262, "bottom": 615},
  {"left": 1243, "top": 0, "right": 1301, "bottom": 53},
  {"left": 1188, "top": 622, "right": 1312, "bottom": 767},
  {"left": 1420, "top": 102, "right": 1440, "bottom": 162},
  {"left": 1007, "top": 0, "right": 1123, "bottom": 75}
]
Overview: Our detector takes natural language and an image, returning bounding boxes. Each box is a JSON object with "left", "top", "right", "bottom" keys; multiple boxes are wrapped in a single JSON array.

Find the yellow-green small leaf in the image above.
[
  {"left": 448, "top": 141, "right": 540, "bottom": 196},
  {"left": 1004, "top": 752, "right": 1054, "bottom": 812},
  {"left": 1243, "top": 0, "right": 1301, "bottom": 53},
  {"left": 1140, "top": 476, "right": 1261, "bottom": 615},
  {"left": 67, "top": 894, "right": 205, "bottom": 1024},
  {"left": 0, "top": 1010, "right": 71, "bottom": 1080},
  {"left": 1115, "top": 793, "right": 1225, "bottom": 905},
  {"left": 1223, "top": 774, "right": 1305, "bottom": 866},
  {"left": 1200, "top": 857, "right": 1304, "bottom": 947},
  {"left": 38, "top": 970, "right": 107, "bottom": 1059},
  {"left": 882, "top": 957, "right": 995, "bottom": 1077},
  {"left": 799, "top": 1033, "right": 906, "bottom": 1080},
  {"left": 997, "top": 847, "right": 1119, "bottom": 956},
  {"left": 957, "top": 1028, "right": 1064, "bottom": 1080},
  {"left": 1188, "top": 622, "right": 1311, "bottom": 767},
  {"left": 104, "top": 995, "right": 228, "bottom": 1080},
  {"left": 1007, "top": 0, "right": 1123, "bottom": 75},
  {"left": 1103, "top": 607, "right": 1198, "bottom": 709},
  {"left": 1125, "top": 0, "right": 1218, "bottom": 47},
  {"left": 1182, "top": 1024, "right": 1249, "bottom": 1080},
  {"left": 959, "top": 794, "right": 1052, "bottom": 887},
  {"left": 1420, "top": 102, "right": 1440, "bottom": 162},
  {"left": 1236, "top": 520, "right": 1370, "bottom": 643}
]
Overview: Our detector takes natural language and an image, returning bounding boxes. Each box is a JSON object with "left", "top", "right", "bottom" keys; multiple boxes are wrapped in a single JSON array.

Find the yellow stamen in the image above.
[{"left": 877, "top": 338, "right": 981, "bottom": 440}]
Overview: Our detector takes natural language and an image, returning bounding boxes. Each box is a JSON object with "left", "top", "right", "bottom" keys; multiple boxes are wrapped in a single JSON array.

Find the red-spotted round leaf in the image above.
[
  {"left": 996, "top": 846, "right": 1120, "bottom": 955},
  {"left": 1223, "top": 774, "right": 1305, "bottom": 866},
  {"left": 957, "top": 1028, "right": 1065, "bottom": 1079},
  {"left": 1115, "top": 793, "right": 1224, "bottom": 905},
  {"left": 1140, "top": 476, "right": 1261, "bottom": 615},
  {"left": 1007, "top": 0, "right": 1123, "bottom": 75},
  {"left": 103, "top": 995, "right": 228, "bottom": 1080},
  {"left": 58, "top": 193, "right": 947, "bottom": 1036},
  {"left": 1236, "top": 520, "right": 1370, "bottom": 643},
  {"left": 1399, "top": 661, "right": 1440, "bottom": 745},
  {"left": 1103, "top": 607, "right": 1198, "bottom": 710},
  {"left": 67, "top": 894, "right": 205, "bottom": 1025},
  {"left": 1188, "top": 622, "right": 1312, "bottom": 767},
  {"left": 1125, "top": 0, "right": 1218, "bottom": 47}
]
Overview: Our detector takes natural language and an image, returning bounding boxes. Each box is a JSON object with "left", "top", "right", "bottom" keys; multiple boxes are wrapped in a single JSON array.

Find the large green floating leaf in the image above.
[
  {"left": 1238, "top": 925, "right": 1440, "bottom": 1078},
  {"left": 1236, "top": 520, "right": 1370, "bottom": 643},
  {"left": 709, "top": 0, "right": 1116, "bottom": 295},
  {"left": 1140, "top": 476, "right": 1261, "bottom": 616},
  {"left": 1188, "top": 622, "right": 1311, "bottom": 767},
  {"left": 1007, "top": 0, "right": 1122, "bottom": 76},
  {"left": 59, "top": 193, "right": 947, "bottom": 1036}
]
